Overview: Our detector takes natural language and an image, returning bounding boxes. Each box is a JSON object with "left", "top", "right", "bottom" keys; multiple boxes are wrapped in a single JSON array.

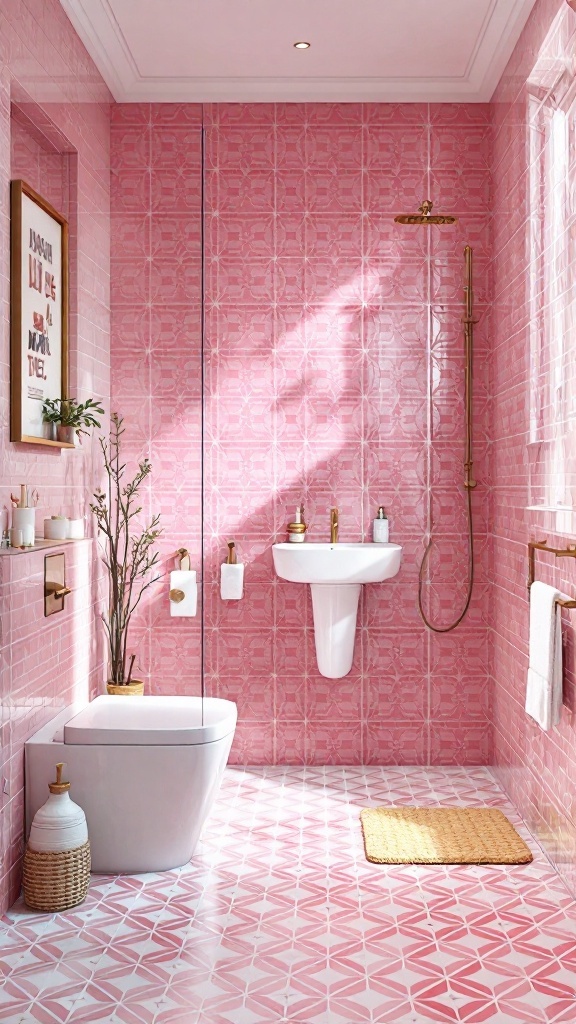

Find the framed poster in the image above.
[{"left": 10, "top": 179, "right": 70, "bottom": 446}]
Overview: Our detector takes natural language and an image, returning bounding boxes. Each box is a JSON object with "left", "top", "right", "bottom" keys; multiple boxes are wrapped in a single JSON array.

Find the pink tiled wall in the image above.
[
  {"left": 491, "top": 0, "right": 576, "bottom": 894},
  {"left": 111, "top": 102, "right": 493, "bottom": 766},
  {"left": 0, "top": 0, "right": 111, "bottom": 911},
  {"left": 110, "top": 103, "right": 204, "bottom": 696},
  {"left": 11, "top": 115, "right": 68, "bottom": 221}
]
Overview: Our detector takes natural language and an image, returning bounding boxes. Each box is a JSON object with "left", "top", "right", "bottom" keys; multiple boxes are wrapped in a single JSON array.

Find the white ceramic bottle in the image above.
[
  {"left": 28, "top": 763, "right": 88, "bottom": 853},
  {"left": 373, "top": 506, "right": 389, "bottom": 543}
]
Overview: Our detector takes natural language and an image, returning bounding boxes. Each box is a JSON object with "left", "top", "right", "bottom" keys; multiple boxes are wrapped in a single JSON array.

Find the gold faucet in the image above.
[{"left": 330, "top": 507, "right": 339, "bottom": 544}]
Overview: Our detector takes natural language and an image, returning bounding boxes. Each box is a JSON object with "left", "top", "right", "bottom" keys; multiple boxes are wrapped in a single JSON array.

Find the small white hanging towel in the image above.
[
  {"left": 220, "top": 562, "right": 244, "bottom": 600},
  {"left": 525, "top": 581, "right": 564, "bottom": 731}
]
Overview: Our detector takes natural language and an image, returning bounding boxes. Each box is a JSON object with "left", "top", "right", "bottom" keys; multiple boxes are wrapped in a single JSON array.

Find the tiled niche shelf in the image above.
[{"left": 0, "top": 538, "right": 91, "bottom": 557}]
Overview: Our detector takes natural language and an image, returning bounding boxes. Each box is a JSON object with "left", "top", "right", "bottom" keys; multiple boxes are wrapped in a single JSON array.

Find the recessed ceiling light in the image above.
[{"left": 294, "top": 41, "right": 310, "bottom": 49}]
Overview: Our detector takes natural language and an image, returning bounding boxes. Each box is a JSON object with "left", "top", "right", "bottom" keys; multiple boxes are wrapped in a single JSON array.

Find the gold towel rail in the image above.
[{"left": 528, "top": 539, "right": 576, "bottom": 608}]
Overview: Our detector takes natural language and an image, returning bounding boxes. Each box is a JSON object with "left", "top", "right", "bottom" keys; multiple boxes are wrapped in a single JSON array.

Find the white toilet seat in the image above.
[{"left": 64, "top": 695, "right": 236, "bottom": 745}]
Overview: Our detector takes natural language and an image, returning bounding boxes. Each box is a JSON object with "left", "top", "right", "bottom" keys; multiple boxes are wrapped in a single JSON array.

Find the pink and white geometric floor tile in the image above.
[{"left": 1, "top": 767, "right": 576, "bottom": 1023}]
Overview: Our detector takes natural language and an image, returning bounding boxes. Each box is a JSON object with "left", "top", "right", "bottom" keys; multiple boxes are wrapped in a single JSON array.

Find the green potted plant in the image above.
[
  {"left": 42, "top": 397, "right": 105, "bottom": 445},
  {"left": 91, "top": 413, "right": 162, "bottom": 695}
]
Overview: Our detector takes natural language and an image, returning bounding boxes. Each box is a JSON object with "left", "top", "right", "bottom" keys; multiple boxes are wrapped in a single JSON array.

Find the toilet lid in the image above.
[{"left": 64, "top": 695, "right": 237, "bottom": 746}]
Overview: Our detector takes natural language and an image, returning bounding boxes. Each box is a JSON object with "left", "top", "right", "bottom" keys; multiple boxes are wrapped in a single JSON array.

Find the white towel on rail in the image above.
[{"left": 525, "top": 581, "right": 564, "bottom": 731}]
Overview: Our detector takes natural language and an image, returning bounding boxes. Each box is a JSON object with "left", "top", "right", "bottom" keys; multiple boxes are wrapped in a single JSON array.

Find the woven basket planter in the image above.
[
  {"left": 23, "top": 840, "right": 91, "bottom": 912},
  {"left": 106, "top": 679, "right": 145, "bottom": 696}
]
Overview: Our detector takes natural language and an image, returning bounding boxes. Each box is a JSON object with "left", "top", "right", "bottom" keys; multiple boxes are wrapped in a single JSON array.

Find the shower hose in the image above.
[{"left": 417, "top": 244, "right": 477, "bottom": 634}]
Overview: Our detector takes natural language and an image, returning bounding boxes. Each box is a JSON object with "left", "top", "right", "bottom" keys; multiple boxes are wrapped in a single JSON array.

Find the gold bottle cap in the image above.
[
  {"left": 287, "top": 522, "right": 306, "bottom": 533},
  {"left": 49, "top": 762, "right": 71, "bottom": 794}
]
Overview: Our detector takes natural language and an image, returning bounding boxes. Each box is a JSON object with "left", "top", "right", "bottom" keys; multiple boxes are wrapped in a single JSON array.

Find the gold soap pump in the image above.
[{"left": 287, "top": 504, "right": 307, "bottom": 543}]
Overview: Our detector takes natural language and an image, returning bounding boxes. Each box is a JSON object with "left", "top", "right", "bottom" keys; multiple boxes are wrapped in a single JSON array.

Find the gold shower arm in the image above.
[{"left": 394, "top": 200, "right": 457, "bottom": 225}]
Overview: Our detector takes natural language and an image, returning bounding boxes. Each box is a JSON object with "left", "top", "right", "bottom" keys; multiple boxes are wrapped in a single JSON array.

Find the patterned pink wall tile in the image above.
[
  {"left": 363, "top": 722, "right": 428, "bottom": 765},
  {"left": 275, "top": 675, "right": 307, "bottom": 720},
  {"left": 230, "top": 720, "right": 275, "bottom": 764},
  {"left": 430, "top": 721, "right": 493, "bottom": 765},
  {"left": 275, "top": 721, "right": 307, "bottom": 763},
  {"left": 111, "top": 101, "right": 492, "bottom": 775},
  {"left": 0, "top": 0, "right": 111, "bottom": 912},
  {"left": 363, "top": 673, "right": 428, "bottom": 722}
]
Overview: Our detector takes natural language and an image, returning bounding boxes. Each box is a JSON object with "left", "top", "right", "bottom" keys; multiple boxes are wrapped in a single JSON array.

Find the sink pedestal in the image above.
[
  {"left": 272, "top": 541, "right": 402, "bottom": 682},
  {"left": 311, "top": 583, "right": 361, "bottom": 679}
]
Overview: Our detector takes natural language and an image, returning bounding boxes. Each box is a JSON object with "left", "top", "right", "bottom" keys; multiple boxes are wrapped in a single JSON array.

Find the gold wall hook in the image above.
[{"left": 176, "top": 548, "right": 190, "bottom": 571}]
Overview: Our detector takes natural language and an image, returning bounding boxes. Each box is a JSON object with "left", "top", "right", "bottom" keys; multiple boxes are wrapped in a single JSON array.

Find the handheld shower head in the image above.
[{"left": 394, "top": 200, "right": 457, "bottom": 225}]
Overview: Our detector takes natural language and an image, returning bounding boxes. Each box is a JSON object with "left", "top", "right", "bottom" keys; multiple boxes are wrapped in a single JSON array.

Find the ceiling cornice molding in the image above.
[
  {"left": 59, "top": 0, "right": 138, "bottom": 100},
  {"left": 60, "top": 0, "right": 537, "bottom": 103},
  {"left": 463, "top": 0, "right": 539, "bottom": 98}
]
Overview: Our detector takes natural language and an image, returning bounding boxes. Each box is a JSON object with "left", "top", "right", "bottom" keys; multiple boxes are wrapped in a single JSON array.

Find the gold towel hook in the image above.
[{"left": 176, "top": 547, "right": 190, "bottom": 571}]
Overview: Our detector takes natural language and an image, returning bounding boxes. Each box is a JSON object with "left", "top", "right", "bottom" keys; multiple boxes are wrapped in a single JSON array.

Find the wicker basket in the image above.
[
  {"left": 106, "top": 679, "right": 145, "bottom": 696},
  {"left": 23, "top": 840, "right": 91, "bottom": 912}
]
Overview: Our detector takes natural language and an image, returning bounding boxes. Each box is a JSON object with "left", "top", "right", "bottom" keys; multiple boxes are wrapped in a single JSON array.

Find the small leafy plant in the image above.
[
  {"left": 91, "top": 413, "right": 162, "bottom": 686},
  {"left": 42, "top": 397, "right": 105, "bottom": 441}
]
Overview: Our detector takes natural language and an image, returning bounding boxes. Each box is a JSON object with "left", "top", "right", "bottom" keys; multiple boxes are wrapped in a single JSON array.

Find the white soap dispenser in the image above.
[
  {"left": 28, "top": 762, "right": 88, "bottom": 853},
  {"left": 373, "top": 506, "right": 389, "bottom": 543}
]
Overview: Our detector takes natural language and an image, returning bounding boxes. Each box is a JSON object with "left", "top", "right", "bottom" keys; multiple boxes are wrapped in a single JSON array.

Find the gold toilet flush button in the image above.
[
  {"left": 45, "top": 553, "right": 69, "bottom": 617},
  {"left": 45, "top": 583, "right": 72, "bottom": 598},
  {"left": 170, "top": 588, "right": 185, "bottom": 603}
]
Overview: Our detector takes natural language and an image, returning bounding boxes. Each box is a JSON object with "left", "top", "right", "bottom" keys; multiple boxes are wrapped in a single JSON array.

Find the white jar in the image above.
[
  {"left": 67, "top": 518, "right": 85, "bottom": 540},
  {"left": 12, "top": 507, "right": 35, "bottom": 546},
  {"left": 28, "top": 764, "right": 88, "bottom": 853},
  {"left": 44, "top": 517, "right": 69, "bottom": 540}
]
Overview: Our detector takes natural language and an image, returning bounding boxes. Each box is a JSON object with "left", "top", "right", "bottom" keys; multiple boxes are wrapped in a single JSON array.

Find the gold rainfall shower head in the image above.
[{"left": 394, "top": 200, "right": 457, "bottom": 225}]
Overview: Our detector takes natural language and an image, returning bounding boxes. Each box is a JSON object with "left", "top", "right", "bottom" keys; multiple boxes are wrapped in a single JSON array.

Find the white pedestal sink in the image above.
[{"left": 272, "top": 543, "right": 402, "bottom": 679}]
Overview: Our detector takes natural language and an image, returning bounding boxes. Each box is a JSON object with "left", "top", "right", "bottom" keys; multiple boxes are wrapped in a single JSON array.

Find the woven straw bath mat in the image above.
[{"left": 360, "top": 807, "right": 533, "bottom": 865}]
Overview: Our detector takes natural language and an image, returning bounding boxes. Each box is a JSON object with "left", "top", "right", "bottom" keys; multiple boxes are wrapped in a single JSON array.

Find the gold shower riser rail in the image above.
[{"left": 528, "top": 539, "right": 576, "bottom": 608}]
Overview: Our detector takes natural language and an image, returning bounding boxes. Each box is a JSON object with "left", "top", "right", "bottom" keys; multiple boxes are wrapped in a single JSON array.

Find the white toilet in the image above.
[{"left": 25, "top": 695, "right": 237, "bottom": 873}]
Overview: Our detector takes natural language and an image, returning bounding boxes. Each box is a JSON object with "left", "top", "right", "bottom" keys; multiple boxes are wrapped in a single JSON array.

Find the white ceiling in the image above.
[{"left": 60, "top": 0, "right": 537, "bottom": 103}]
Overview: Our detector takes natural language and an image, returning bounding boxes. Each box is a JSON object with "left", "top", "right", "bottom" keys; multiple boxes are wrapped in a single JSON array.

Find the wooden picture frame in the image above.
[{"left": 10, "top": 179, "right": 71, "bottom": 447}]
